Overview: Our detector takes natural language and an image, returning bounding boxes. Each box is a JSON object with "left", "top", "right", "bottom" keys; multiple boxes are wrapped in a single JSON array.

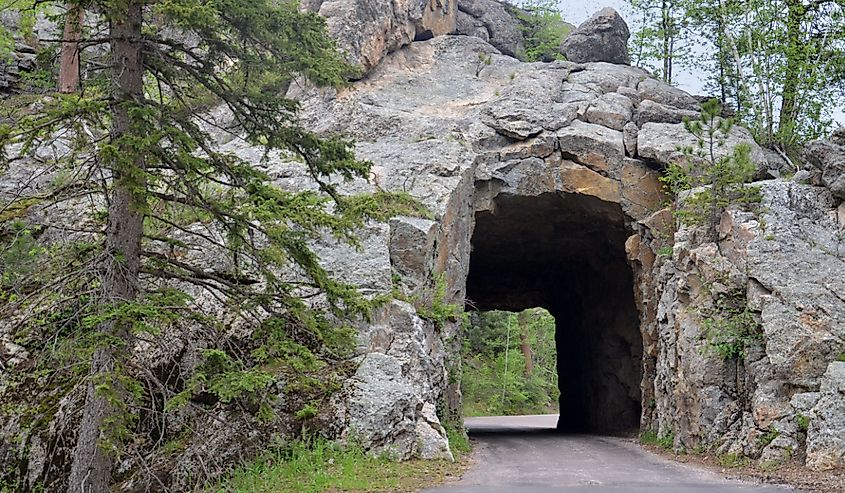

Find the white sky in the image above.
[{"left": 556, "top": 0, "right": 844, "bottom": 126}]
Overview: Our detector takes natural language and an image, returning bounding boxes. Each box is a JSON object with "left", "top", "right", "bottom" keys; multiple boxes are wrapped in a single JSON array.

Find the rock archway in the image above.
[{"left": 466, "top": 190, "right": 642, "bottom": 433}]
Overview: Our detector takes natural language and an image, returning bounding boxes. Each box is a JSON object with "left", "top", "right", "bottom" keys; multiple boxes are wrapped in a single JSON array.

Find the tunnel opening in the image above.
[
  {"left": 465, "top": 191, "right": 643, "bottom": 435},
  {"left": 461, "top": 308, "right": 560, "bottom": 418}
]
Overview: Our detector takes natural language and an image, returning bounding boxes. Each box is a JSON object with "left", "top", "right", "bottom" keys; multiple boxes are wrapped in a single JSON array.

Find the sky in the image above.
[{"left": 555, "top": 0, "right": 845, "bottom": 126}]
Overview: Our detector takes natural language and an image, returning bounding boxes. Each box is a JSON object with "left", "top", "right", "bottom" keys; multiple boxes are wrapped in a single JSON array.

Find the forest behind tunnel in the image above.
[{"left": 465, "top": 192, "right": 643, "bottom": 434}]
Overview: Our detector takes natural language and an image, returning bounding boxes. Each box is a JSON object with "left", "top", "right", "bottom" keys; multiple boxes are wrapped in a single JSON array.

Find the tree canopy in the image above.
[{"left": 0, "top": 1, "right": 421, "bottom": 490}]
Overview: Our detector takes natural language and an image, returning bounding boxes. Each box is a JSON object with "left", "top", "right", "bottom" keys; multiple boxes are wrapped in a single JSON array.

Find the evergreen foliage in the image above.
[
  {"left": 660, "top": 99, "right": 761, "bottom": 241},
  {"left": 701, "top": 289, "right": 762, "bottom": 360},
  {"left": 0, "top": 0, "right": 422, "bottom": 489},
  {"left": 461, "top": 309, "right": 559, "bottom": 417}
]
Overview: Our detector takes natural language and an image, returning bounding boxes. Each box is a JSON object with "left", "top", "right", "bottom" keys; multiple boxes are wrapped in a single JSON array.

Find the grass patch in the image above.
[
  {"left": 757, "top": 428, "right": 780, "bottom": 448},
  {"left": 211, "top": 436, "right": 467, "bottom": 493},
  {"left": 797, "top": 414, "right": 810, "bottom": 433},
  {"left": 718, "top": 453, "right": 750, "bottom": 468},
  {"left": 446, "top": 425, "right": 471, "bottom": 456},
  {"left": 641, "top": 430, "right": 675, "bottom": 451}
]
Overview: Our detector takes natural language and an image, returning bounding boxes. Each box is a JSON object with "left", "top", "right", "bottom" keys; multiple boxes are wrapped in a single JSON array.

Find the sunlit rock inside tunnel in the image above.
[{"left": 465, "top": 191, "right": 643, "bottom": 434}]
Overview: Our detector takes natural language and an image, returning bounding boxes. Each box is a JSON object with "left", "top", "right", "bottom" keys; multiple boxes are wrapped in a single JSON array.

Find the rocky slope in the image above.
[{"left": 2, "top": 1, "right": 845, "bottom": 490}]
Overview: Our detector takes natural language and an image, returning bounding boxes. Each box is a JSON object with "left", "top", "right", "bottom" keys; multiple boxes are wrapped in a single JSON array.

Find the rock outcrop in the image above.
[
  {"left": 804, "top": 129, "right": 845, "bottom": 201},
  {"left": 559, "top": 7, "right": 630, "bottom": 65},
  {"left": 644, "top": 179, "right": 845, "bottom": 466},
  {"left": 0, "top": 43, "right": 36, "bottom": 93},
  {"left": 807, "top": 363, "right": 845, "bottom": 470},
  {"left": 454, "top": 0, "right": 524, "bottom": 58},
  {"left": 302, "top": 0, "right": 457, "bottom": 74}
]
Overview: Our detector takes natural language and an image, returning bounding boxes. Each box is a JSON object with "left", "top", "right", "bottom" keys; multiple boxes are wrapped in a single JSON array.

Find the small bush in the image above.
[
  {"left": 446, "top": 425, "right": 472, "bottom": 456},
  {"left": 758, "top": 428, "right": 780, "bottom": 448},
  {"left": 797, "top": 414, "right": 810, "bottom": 432},
  {"left": 702, "top": 290, "right": 762, "bottom": 360},
  {"left": 660, "top": 99, "right": 761, "bottom": 242}
]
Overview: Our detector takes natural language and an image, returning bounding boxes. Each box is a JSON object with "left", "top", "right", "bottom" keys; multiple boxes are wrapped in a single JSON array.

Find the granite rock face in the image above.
[
  {"left": 804, "top": 132, "right": 845, "bottom": 201},
  {"left": 807, "top": 363, "right": 845, "bottom": 470},
  {"left": 302, "top": 0, "right": 457, "bottom": 74},
  {"left": 559, "top": 7, "right": 630, "bottom": 65},
  {"left": 454, "top": 0, "right": 524, "bottom": 58},
  {"left": 643, "top": 180, "right": 845, "bottom": 465}
]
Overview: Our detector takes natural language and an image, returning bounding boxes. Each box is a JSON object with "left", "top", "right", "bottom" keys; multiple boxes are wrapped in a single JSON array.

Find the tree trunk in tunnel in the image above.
[{"left": 518, "top": 311, "right": 534, "bottom": 376}]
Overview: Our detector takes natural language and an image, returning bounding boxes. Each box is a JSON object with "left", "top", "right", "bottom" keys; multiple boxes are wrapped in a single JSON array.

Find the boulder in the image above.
[
  {"left": 637, "top": 78, "right": 700, "bottom": 112},
  {"left": 345, "top": 353, "right": 420, "bottom": 459},
  {"left": 623, "top": 122, "right": 638, "bottom": 157},
  {"left": 634, "top": 99, "right": 699, "bottom": 127},
  {"left": 557, "top": 120, "right": 625, "bottom": 174},
  {"left": 559, "top": 8, "right": 630, "bottom": 65},
  {"left": 389, "top": 217, "right": 438, "bottom": 291},
  {"left": 638, "top": 122, "right": 767, "bottom": 172},
  {"left": 585, "top": 92, "right": 634, "bottom": 131},
  {"left": 455, "top": 0, "right": 524, "bottom": 58},
  {"left": 455, "top": 9, "right": 490, "bottom": 43},
  {"left": 567, "top": 62, "right": 646, "bottom": 94},
  {"left": 803, "top": 136, "right": 845, "bottom": 201},
  {"left": 304, "top": 0, "right": 456, "bottom": 74},
  {"left": 807, "top": 363, "right": 845, "bottom": 470}
]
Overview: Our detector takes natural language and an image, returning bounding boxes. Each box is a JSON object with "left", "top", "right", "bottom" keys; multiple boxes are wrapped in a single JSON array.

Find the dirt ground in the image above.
[{"left": 642, "top": 444, "right": 845, "bottom": 493}]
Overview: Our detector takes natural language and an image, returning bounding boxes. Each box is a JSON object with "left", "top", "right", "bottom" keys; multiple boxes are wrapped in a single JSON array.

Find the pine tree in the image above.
[
  {"left": 1, "top": 1, "right": 424, "bottom": 489},
  {"left": 660, "top": 99, "right": 760, "bottom": 242}
]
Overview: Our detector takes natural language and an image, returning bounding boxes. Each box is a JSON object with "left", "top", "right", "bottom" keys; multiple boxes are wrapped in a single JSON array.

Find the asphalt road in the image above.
[{"left": 424, "top": 415, "right": 801, "bottom": 493}]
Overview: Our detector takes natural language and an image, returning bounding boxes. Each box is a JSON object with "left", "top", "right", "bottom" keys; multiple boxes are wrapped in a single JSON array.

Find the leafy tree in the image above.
[
  {"left": 462, "top": 309, "right": 559, "bottom": 416},
  {"left": 631, "top": 0, "right": 845, "bottom": 149},
  {"left": 629, "top": 0, "right": 692, "bottom": 84},
  {"left": 511, "top": 0, "right": 572, "bottom": 62},
  {"left": 660, "top": 99, "right": 760, "bottom": 242},
  {"left": 0, "top": 0, "right": 421, "bottom": 490}
]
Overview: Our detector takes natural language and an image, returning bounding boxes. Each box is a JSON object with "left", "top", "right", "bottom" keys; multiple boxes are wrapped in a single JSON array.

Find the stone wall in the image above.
[{"left": 639, "top": 180, "right": 845, "bottom": 468}]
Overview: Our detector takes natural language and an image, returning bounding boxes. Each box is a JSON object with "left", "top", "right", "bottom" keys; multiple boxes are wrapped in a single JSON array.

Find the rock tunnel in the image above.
[{"left": 465, "top": 191, "right": 643, "bottom": 434}]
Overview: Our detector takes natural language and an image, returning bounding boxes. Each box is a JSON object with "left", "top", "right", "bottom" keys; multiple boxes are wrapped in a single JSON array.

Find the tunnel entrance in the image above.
[{"left": 465, "top": 192, "right": 643, "bottom": 434}]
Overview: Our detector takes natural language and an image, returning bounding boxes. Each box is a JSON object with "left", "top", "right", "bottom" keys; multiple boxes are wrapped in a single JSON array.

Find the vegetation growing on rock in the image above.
[
  {"left": 660, "top": 99, "right": 761, "bottom": 241},
  {"left": 0, "top": 1, "right": 417, "bottom": 490}
]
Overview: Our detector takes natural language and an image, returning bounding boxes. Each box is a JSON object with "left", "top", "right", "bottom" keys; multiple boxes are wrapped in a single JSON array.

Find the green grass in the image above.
[
  {"left": 797, "top": 414, "right": 810, "bottom": 432},
  {"left": 211, "top": 436, "right": 468, "bottom": 493},
  {"left": 446, "top": 425, "right": 471, "bottom": 455},
  {"left": 718, "top": 452, "right": 750, "bottom": 468},
  {"left": 640, "top": 430, "right": 675, "bottom": 451},
  {"left": 757, "top": 428, "right": 780, "bottom": 448}
]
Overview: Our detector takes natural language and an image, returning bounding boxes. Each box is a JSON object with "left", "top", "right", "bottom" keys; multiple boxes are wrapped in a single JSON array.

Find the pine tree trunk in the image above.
[
  {"left": 58, "top": 3, "right": 84, "bottom": 93},
  {"left": 68, "top": 3, "right": 145, "bottom": 492}
]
